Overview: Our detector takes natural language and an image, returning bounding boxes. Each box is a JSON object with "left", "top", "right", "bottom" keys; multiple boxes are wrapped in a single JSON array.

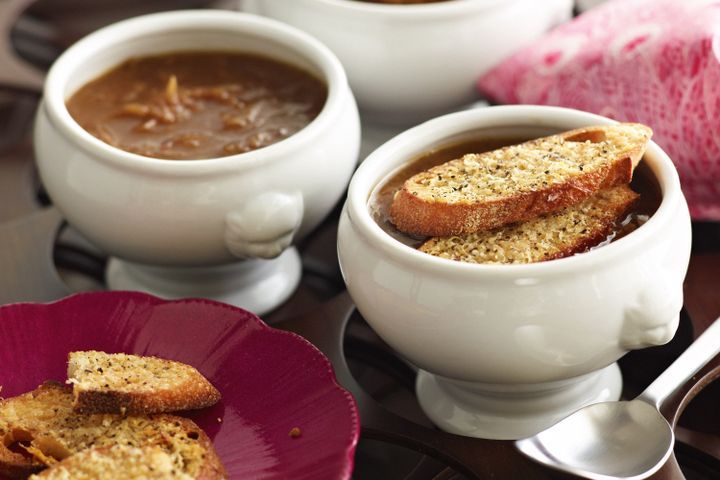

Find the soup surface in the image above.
[
  {"left": 67, "top": 51, "right": 327, "bottom": 160},
  {"left": 370, "top": 136, "right": 661, "bottom": 252}
]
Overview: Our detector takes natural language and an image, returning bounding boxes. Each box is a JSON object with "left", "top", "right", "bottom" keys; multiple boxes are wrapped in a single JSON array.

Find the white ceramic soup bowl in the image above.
[
  {"left": 35, "top": 10, "right": 360, "bottom": 314},
  {"left": 338, "top": 105, "right": 691, "bottom": 439},
  {"left": 243, "top": 0, "right": 572, "bottom": 124}
]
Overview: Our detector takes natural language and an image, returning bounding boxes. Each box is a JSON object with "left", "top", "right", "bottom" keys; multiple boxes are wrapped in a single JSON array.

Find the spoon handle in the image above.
[{"left": 638, "top": 317, "right": 720, "bottom": 409}]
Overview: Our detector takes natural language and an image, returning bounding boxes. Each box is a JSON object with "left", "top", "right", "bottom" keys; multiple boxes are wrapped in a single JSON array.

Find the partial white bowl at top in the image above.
[
  {"left": 243, "top": 0, "right": 573, "bottom": 124},
  {"left": 338, "top": 105, "right": 691, "bottom": 439}
]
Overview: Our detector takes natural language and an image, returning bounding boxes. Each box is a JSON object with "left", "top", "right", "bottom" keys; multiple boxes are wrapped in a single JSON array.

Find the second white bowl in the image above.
[
  {"left": 244, "top": 0, "right": 573, "bottom": 123},
  {"left": 35, "top": 10, "right": 361, "bottom": 313},
  {"left": 338, "top": 105, "right": 691, "bottom": 438}
]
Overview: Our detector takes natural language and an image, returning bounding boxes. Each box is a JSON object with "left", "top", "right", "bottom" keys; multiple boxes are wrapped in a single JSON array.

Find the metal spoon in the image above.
[{"left": 516, "top": 317, "right": 720, "bottom": 480}]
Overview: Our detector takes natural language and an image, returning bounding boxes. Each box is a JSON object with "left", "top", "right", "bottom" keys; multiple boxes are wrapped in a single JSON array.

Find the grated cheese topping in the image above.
[
  {"left": 419, "top": 186, "right": 639, "bottom": 264},
  {"left": 404, "top": 124, "right": 651, "bottom": 203},
  {"left": 0, "top": 384, "right": 209, "bottom": 476},
  {"left": 29, "top": 445, "right": 194, "bottom": 479}
]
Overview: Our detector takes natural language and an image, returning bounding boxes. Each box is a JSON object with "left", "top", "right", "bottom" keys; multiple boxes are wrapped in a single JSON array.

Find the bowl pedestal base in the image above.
[
  {"left": 416, "top": 363, "right": 622, "bottom": 440},
  {"left": 106, "top": 247, "right": 301, "bottom": 315}
]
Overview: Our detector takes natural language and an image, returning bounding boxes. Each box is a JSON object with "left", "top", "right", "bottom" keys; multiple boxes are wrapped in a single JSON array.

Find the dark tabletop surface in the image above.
[{"left": 1, "top": 1, "right": 720, "bottom": 479}]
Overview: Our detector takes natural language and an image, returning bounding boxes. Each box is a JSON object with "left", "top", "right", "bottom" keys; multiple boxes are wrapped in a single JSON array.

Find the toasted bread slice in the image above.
[
  {"left": 29, "top": 445, "right": 193, "bottom": 479},
  {"left": 390, "top": 123, "right": 651, "bottom": 236},
  {"left": 419, "top": 185, "right": 639, "bottom": 264},
  {"left": 0, "top": 382, "right": 226, "bottom": 479},
  {"left": 67, "top": 351, "right": 220, "bottom": 415}
]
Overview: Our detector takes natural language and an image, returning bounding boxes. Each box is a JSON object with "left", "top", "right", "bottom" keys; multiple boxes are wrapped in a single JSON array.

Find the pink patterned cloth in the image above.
[{"left": 478, "top": 0, "right": 720, "bottom": 220}]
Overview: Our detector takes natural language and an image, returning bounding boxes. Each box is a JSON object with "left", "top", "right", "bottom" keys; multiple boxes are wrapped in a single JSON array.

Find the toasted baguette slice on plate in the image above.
[
  {"left": 390, "top": 123, "right": 651, "bottom": 236},
  {"left": 419, "top": 185, "right": 639, "bottom": 264},
  {"left": 0, "top": 382, "right": 226, "bottom": 479},
  {"left": 67, "top": 351, "right": 220, "bottom": 415},
  {"left": 29, "top": 445, "right": 193, "bottom": 480}
]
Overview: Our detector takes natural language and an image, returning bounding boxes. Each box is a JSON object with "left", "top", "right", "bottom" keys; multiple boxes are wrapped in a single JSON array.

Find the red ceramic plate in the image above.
[{"left": 0, "top": 291, "right": 359, "bottom": 479}]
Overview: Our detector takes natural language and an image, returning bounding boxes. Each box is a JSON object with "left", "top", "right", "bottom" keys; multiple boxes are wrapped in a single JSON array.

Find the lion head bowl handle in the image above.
[{"left": 224, "top": 191, "right": 304, "bottom": 260}]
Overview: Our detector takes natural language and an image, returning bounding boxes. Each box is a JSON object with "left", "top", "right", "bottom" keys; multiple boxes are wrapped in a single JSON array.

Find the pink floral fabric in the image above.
[{"left": 478, "top": 0, "right": 720, "bottom": 220}]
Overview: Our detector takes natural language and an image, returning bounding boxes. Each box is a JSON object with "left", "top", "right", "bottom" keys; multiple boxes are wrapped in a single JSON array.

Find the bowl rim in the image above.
[
  {"left": 41, "top": 10, "right": 351, "bottom": 175},
  {"left": 345, "top": 105, "right": 688, "bottom": 278},
  {"left": 291, "top": 0, "right": 509, "bottom": 17}
]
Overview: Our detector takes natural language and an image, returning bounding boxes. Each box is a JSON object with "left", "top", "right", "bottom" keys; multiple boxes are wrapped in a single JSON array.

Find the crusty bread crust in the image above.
[
  {"left": 72, "top": 378, "right": 220, "bottom": 416},
  {"left": 389, "top": 124, "right": 651, "bottom": 236},
  {"left": 68, "top": 351, "right": 221, "bottom": 415},
  {"left": 162, "top": 416, "right": 226, "bottom": 480},
  {"left": 0, "top": 382, "right": 226, "bottom": 479},
  {"left": 30, "top": 444, "right": 206, "bottom": 480},
  {"left": 419, "top": 185, "right": 639, "bottom": 264}
]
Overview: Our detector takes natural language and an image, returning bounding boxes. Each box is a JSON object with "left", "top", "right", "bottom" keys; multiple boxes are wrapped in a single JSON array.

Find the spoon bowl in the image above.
[
  {"left": 517, "top": 317, "right": 720, "bottom": 479},
  {"left": 517, "top": 400, "right": 673, "bottom": 479}
]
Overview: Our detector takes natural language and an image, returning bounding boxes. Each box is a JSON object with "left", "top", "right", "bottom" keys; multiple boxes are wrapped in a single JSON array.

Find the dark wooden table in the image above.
[{"left": 1, "top": 1, "right": 720, "bottom": 478}]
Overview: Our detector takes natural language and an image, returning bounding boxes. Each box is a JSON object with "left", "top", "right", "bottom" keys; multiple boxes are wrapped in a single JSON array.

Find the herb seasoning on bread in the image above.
[
  {"left": 67, "top": 351, "right": 220, "bottom": 415},
  {"left": 389, "top": 124, "right": 651, "bottom": 237},
  {"left": 372, "top": 124, "right": 659, "bottom": 264},
  {"left": 0, "top": 382, "right": 226, "bottom": 479},
  {"left": 30, "top": 445, "right": 196, "bottom": 480},
  {"left": 419, "top": 185, "right": 639, "bottom": 264}
]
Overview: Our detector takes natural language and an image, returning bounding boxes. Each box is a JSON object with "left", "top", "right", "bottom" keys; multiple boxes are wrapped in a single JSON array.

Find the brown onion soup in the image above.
[{"left": 67, "top": 51, "right": 327, "bottom": 160}]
